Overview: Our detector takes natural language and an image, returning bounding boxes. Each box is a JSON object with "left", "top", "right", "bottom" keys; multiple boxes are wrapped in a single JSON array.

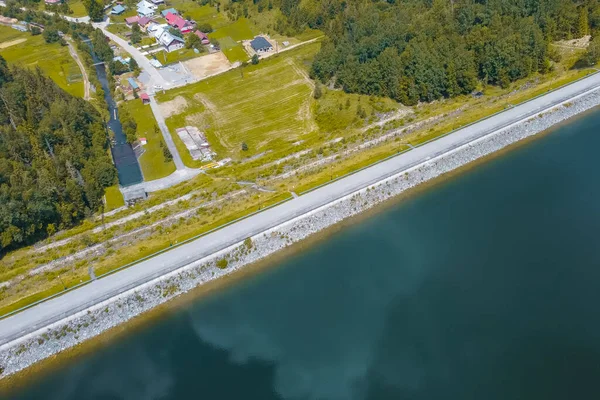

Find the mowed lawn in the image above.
[
  {"left": 209, "top": 17, "right": 257, "bottom": 41},
  {"left": 68, "top": 0, "right": 88, "bottom": 17},
  {"left": 157, "top": 42, "right": 320, "bottom": 166},
  {"left": 122, "top": 99, "right": 176, "bottom": 180},
  {"left": 218, "top": 36, "right": 248, "bottom": 63},
  {"left": 0, "top": 26, "right": 84, "bottom": 98}
]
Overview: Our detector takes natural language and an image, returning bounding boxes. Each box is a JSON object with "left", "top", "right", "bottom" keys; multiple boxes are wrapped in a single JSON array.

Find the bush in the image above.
[
  {"left": 251, "top": 54, "right": 259, "bottom": 65},
  {"left": 313, "top": 83, "right": 322, "bottom": 99},
  {"left": 216, "top": 258, "right": 229, "bottom": 269},
  {"left": 197, "top": 22, "right": 213, "bottom": 33}
]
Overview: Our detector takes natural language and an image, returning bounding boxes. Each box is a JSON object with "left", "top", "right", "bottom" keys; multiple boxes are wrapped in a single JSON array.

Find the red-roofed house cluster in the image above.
[{"left": 165, "top": 12, "right": 194, "bottom": 34}]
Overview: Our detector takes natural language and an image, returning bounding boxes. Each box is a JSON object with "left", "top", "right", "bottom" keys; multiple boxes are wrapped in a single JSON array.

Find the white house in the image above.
[
  {"left": 136, "top": 0, "right": 157, "bottom": 17},
  {"left": 155, "top": 29, "right": 184, "bottom": 52}
]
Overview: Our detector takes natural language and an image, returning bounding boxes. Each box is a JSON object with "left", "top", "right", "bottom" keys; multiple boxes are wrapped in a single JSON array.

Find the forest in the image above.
[
  {"left": 286, "top": 0, "right": 600, "bottom": 104},
  {"left": 0, "top": 57, "right": 116, "bottom": 253}
]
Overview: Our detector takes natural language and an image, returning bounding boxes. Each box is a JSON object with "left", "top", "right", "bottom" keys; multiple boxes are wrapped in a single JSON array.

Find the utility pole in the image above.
[{"left": 58, "top": 275, "right": 67, "bottom": 291}]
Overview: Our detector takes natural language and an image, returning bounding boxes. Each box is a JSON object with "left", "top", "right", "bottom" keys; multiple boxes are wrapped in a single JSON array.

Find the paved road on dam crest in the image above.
[{"left": 1, "top": 73, "right": 600, "bottom": 347}]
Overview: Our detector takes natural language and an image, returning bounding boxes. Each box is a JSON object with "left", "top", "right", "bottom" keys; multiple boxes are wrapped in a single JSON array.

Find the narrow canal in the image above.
[{"left": 84, "top": 36, "right": 143, "bottom": 187}]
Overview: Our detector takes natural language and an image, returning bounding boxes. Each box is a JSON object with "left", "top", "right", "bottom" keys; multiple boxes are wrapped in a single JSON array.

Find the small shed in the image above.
[
  {"left": 194, "top": 30, "right": 210, "bottom": 45},
  {"left": 111, "top": 4, "right": 126, "bottom": 14},
  {"left": 123, "top": 188, "right": 147, "bottom": 205},
  {"left": 250, "top": 36, "right": 273, "bottom": 53},
  {"left": 139, "top": 137, "right": 147, "bottom": 145},
  {"left": 127, "top": 77, "right": 139, "bottom": 91},
  {"left": 140, "top": 93, "right": 150, "bottom": 104}
]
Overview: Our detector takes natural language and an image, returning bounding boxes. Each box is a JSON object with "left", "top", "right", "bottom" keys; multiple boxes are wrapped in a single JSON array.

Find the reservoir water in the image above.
[{"left": 6, "top": 109, "right": 600, "bottom": 399}]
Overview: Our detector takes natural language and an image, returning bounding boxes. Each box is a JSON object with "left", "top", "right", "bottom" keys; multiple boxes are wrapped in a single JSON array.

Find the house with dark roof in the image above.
[
  {"left": 194, "top": 30, "right": 210, "bottom": 45},
  {"left": 165, "top": 12, "right": 194, "bottom": 33},
  {"left": 250, "top": 36, "right": 273, "bottom": 53}
]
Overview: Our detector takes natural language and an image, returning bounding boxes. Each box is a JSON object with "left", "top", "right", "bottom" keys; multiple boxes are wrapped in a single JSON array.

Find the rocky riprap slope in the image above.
[{"left": 1, "top": 89, "right": 599, "bottom": 378}]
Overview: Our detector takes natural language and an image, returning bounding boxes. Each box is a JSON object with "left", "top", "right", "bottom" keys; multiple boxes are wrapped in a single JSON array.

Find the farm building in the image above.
[
  {"left": 136, "top": 0, "right": 156, "bottom": 17},
  {"left": 125, "top": 15, "right": 140, "bottom": 26},
  {"left": 127, "top": 77, "right": 140, "bottom": 91},
  {"left": 161, "top": 8, "right": 178, "bottom": 17},
  {"left": 140, "top": 93, "right": 150, "bottom": 104},
  {"left": 250, "top": 36, "right": 273, "bottom": 53},
  {"left": 194, "top": 30, "right": 210, "bottom": 45},
  {"left": 165, "top": 12, "right": 194, "bottom": 33},
  {"left": 111, "top": 4, "right": 126, "bottom": 14}
]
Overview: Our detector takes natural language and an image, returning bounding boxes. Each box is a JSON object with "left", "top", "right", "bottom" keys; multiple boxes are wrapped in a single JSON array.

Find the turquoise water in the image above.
[{"left": 8, "top": 109, "right": 600, "bottom": 399}]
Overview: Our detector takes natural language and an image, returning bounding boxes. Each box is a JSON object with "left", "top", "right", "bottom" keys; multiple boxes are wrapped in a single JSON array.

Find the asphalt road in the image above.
[
  {"left": 149, "top": 96, "right": 185, "bottom": 170},
  {"left": 1, "top": 73, "right": 599, "bottom": 347}
]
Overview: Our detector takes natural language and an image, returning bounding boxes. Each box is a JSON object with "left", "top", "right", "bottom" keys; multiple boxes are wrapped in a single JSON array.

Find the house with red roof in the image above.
[
  {"left": 165, "top": 12, "right": 195, "bottom": 34},
  {"left": 194, "top": 30, "right": 210, "bottom": 45}
]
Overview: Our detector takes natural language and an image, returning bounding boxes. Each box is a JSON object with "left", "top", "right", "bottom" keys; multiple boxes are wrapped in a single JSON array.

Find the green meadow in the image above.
[
  {"left": 122, "top": 99, "right": 176, "bottom": 181},
  {"left": 156, "top": 42, "right": 321, "bottom": 166},
  {"left": 0, "top": 26, "right": 84, "bottom": 98}
]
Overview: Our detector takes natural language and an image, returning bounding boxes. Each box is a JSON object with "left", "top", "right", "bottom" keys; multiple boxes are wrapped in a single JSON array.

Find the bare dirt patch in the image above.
[
  {"left": 182, "top": 52, "right": 232, "bottom": 80},
  {"left": 554, "top": 35, "right": 591, "bottom": 49},
  {"left": 0, "top": 38, "right": 26, "bottom": 49},
  {"left": 159, "top": 95, "right": 189, "bottom": 118}
]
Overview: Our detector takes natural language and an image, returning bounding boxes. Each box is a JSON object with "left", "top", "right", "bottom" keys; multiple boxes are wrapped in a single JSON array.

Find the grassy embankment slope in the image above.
[
  {"left": 0, "top": 26, "right": 84, "bottom": 98},
  {"left": 0, "top": 33, "right": 596, "bottom": 316}
]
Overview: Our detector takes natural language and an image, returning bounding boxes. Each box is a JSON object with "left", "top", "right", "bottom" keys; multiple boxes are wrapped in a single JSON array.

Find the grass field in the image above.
[
  {"left": 121, "top": 100, "right": 176, "bottom": 180},
  {"left": 164, "top": 2, "right": 229, "bottom": 28},
  {"left": 105, "top": 185, "right": 125, "bottom": 211},
  {"left": 159, "top": 48, "right": 201, "bottom": 65},
  {"left": 68, "top": 0, "right": 88, "bottom": 17},
  {"left": 0, "top": 26, "right": 84, "bottom": 97},
  {"left": 218, "top": 36, "right": 248, "bottom": 63},
  {"left": 210, "top": 17, "right": 257, "bottom": 41},
  {"left": 157, "top": 42, "right": 320, "bottom": 166}
]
